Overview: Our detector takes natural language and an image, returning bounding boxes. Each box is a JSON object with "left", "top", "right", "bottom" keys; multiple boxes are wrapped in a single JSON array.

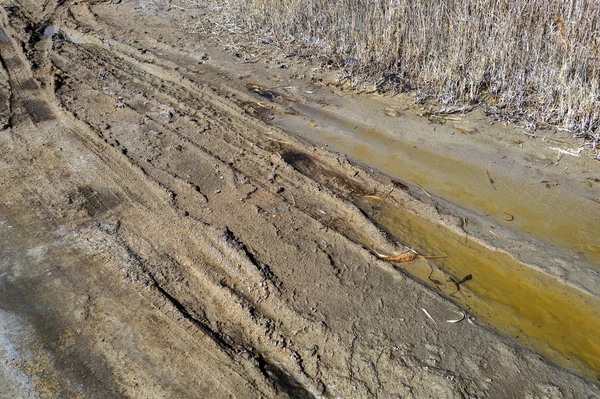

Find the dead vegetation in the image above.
[
  {"left": 376, "top": 251, "right": 447, "bottom": 263},
  {"left": 224, "top": 0, "right": 600, "bottom": 150}
]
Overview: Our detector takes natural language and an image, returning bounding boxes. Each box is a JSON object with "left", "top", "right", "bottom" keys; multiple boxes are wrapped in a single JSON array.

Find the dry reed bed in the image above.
[{"left": 227, "top": 0, "right": 600, "bottom": 149}]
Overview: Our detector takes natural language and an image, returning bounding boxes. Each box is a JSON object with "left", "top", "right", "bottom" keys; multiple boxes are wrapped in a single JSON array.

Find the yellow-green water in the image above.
[
  {"left": 363, "top": 200, "right": 600, "bottom": 381},
  {"left": 290, "top": 103, "right": 600, "bottom": 267},
  {"left": 276, "top": 102, "right": 600, "bottom": 381}
]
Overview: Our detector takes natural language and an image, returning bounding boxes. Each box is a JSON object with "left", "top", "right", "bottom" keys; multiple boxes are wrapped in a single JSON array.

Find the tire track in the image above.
[{"left": 2, "top": 1, "right": 599, "bottom": 397}]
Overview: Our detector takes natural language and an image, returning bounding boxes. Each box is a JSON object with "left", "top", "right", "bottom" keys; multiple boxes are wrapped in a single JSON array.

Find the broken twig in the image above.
[
  {"left": 450, "top": 274, "right": 472, "bottom": 294},
  {"left": 354, "top": 193, "right": 384, "bottom": 201},
  {"left": 421, "top": 308, "right": 437, "bottom": 325},
  {"left": 446, "top": 311, "right": 466, "bottom": 324},
  {"left": 376, "top": 251, "right": 447, "bottom": 263},
  {"left": 412, "top": 181, "right": 431, "bottom": 198},
  {"left": 549, "top": 146, "right": 582, "bottom": 157},
  {"left": 502, "top": 212, "right": 515, "bottom": 222}
]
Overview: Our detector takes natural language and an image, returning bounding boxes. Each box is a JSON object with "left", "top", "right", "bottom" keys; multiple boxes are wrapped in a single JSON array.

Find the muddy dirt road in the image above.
[{"left": 1, "top": 0, "right": 599, "bottom": 397}]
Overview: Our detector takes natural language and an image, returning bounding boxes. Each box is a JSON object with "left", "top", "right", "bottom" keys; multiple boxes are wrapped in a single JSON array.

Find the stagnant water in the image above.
[
  {"left": 288, "top": 102, "right": 600, "bottom": 268},
  {"left": 363, "top": 200, "right": 600, "bottom": 381},
  {"left": 267, "top": 96, "right": 600, "bottom": 381}
]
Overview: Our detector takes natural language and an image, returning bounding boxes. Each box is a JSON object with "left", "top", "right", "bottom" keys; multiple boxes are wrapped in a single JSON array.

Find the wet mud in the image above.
[{"left": 0, "top": 0, "right": 599, "bottom": 397}]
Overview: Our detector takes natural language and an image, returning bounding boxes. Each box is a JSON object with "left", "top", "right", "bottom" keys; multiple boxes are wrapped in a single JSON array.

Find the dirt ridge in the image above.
[{"left": 1, "top": 1, "right": 599, "bottom": 397}]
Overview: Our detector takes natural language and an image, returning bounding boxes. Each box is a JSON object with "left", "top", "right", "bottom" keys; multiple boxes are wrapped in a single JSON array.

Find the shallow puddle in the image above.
[
  {"left": 364, "top": 200, "right": 600, "bottom": 381},
  {"left": 280, "top": 146, "right": 600, "bottom": 380},
  {"left": 284, "top": 103, "right": 600, "bottom": 268},
  {"left": 283, "top": 117, "right": 600, "bottom": 380}
]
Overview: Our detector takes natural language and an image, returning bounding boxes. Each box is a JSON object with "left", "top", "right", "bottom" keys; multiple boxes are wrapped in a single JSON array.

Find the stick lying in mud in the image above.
[
  {"left": 502, "top": 212, "right": 515, "bottom": 221},
  {"left": 354, "top": 193, "right": 384, "bottom": 201},
  {"left": 421, "top": 308, "right": 437, "bottom": 325},
  {"left": 427, "top": 265, "right": 445, "bottom": 287},
  {"left": 265, "top": 136, "right": 290, "bottom": 145},
  {"left": 549, "top": 146, "right": 583, "bottom": 157},
  {"left": 449, "top": 274, "right": 473, "bottom": 295},
  {"left": 376, "top": 251, "right": 447, "bottom": 263},
  {"left": 412, "top": 181, "right": 431, "bottom": 198},
  {"left": 446, "top": 311, "right": 466, "bottom": 324}
]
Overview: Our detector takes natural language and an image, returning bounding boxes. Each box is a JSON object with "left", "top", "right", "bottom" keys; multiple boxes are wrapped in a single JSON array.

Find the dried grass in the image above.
[
  {"left": 377, "top": 251, "right": 447, "bottom": 263},
  {"left": 226, "top": 0, "right": 600, "bottom": 147}
]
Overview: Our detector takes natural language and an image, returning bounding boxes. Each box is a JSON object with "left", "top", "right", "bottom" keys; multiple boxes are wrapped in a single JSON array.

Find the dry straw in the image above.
[{"left": 230, "top": 0, "right": 600, "bottom": 146}]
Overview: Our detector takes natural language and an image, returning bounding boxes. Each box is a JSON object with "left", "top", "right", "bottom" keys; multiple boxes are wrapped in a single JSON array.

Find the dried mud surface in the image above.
[{"left": 0, "top": 1, "right": 599, "bottom": 398}]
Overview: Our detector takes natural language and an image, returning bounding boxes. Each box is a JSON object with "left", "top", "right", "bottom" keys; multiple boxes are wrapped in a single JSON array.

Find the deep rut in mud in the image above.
[{"left": 1, "top": 1, "right": 599, "bottom": 398}]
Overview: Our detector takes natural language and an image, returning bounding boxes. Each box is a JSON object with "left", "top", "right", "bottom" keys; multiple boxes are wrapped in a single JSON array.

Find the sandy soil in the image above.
[{"left": 0, "top": 0, "right": 599, "bottom": 398}]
